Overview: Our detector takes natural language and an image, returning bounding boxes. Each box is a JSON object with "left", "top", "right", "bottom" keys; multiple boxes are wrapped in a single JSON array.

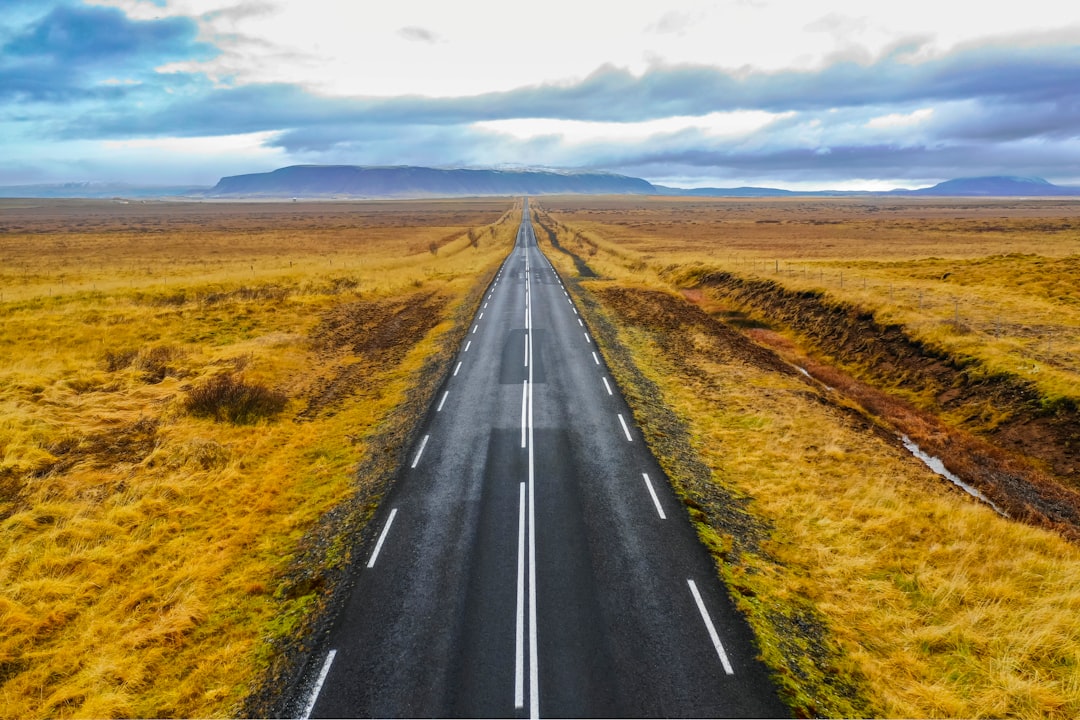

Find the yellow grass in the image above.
[
  {"left": 534, "top": 198, "right": 1080, "bottom": 718},
  {"left": 534, "top": 195, "right": 1080, "bottom": 412},
  {"left": 0, "top": 199, "right": 518, "bottom": 718}
]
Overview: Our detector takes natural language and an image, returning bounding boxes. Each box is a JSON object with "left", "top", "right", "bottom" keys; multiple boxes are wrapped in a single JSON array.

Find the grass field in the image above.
[
  {"left": 534, "top": 196, "right": 1080, "bottom": 413},
  {"left": 0, "top": 198, "right": 517, "bottom": 718},
  {"left": 533, "top": 196, "right": 1080, "bottom": 718}
]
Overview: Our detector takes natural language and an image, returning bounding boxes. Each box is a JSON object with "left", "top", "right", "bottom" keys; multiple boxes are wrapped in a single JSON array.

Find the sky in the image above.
[{"left": 2, "top": 0, "right": 1080, "bottom": 190}]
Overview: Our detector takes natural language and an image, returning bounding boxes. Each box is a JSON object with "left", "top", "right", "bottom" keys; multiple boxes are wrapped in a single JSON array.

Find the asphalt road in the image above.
[{"left": 295, "top": 201, "right": 787, "bottom": 718}]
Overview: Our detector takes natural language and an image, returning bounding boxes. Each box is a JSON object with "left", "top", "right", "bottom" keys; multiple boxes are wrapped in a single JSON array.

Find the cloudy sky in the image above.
[{"left": 3, "top": 0, "right": 1080, "bottom": 189}]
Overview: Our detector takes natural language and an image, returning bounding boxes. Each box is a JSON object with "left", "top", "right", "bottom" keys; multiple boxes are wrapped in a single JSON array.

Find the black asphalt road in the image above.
[{"left": 295, "top": 201, "right": 788, "bottom": 718}]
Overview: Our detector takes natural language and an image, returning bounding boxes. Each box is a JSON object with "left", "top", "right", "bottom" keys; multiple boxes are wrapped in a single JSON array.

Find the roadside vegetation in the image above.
[
  {"left": 0, "top": 198, "right": 517, "bottom": 718},
  {"left": 532, "top": 197, "right": 1080, "bottom": 718}
]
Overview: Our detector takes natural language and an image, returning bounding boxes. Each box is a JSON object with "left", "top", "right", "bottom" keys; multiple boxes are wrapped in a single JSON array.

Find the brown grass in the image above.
[{"left": 0, "top": 198, "right": 518, "bottom": 718}]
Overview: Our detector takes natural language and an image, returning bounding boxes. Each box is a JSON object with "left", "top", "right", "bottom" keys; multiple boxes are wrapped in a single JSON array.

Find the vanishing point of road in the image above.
[{"left": 293, "top": 200, "right": 787, "bottom": 718}]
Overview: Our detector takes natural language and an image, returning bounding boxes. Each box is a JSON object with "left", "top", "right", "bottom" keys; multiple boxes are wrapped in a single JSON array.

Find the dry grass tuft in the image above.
[{"left": 185, "top": 373, "right": 288, "bottom": 424}]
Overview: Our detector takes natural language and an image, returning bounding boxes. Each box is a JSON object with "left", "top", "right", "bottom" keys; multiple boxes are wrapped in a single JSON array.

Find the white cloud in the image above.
[
  {"left": 81, "top": 0, "right": 1080, "bottom": 97},
  {"left": 474, "top": 111, "right": 793, "bottom": 145},
  {"left": 867, "top": 108, "right": 934, "bottom": 128}
]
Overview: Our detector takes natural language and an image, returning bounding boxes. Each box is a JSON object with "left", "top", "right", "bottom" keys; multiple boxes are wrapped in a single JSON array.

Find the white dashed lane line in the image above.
[
  {"left": 641, "top": 473, "right": 666, "bottom": 520},
  {"left": 601, "top": 377, "right": 613, "bottom": 396},
  {"left": 367, "top": 508, "right": 399, "bottom": 568},
  {"left": 617, "top": 414, "right": 633, "bottom": 442},
  {"left": 687, "top": 579, "right": 735, "bottom": 675},
  {"left": 411, "top": 435, "right": 430, "bottom": 468},
  {"left": 301, "top": 650, "right": 337, "bottom": 720},
  {"left": 437, "top": 390, "right": 449, "bottom": 412}
]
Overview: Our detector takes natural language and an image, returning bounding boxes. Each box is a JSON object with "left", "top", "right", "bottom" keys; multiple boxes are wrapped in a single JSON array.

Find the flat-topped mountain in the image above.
[
  {"left": 903, "top": 176, "right": 1080, "bottom": 197},
  {"left": 207, "top": 165, "right": 657, "bottom": 198}
]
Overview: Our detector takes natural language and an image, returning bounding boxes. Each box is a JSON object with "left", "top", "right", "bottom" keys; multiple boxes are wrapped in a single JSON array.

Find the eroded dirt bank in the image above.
[{"left": 680, "top": 270, "right": 1080, "bottom": 540}]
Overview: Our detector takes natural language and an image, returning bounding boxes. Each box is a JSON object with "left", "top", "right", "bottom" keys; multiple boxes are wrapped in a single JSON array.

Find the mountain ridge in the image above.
[
  {"left": 3, "top": 167, "right": 1080, "bottom": 199},
  {"left": 207, "top": 165, "right": 656, "bottom": 197}
]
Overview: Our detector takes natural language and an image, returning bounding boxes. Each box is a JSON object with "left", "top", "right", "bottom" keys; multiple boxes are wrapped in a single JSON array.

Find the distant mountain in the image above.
[
  {"left": 899, "top": 176, "right": 1080, "bottom": 197},
  {"left": 5, "top": 169, "right": 1079, "bottom": 199},
  {"left": 208, "top": 165, "right": 656, "bottom": 198}
]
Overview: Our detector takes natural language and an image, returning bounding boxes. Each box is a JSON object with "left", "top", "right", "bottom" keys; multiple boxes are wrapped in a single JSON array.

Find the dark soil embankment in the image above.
[
  {"left": 532, "top": 211, "right": 598, "bottom": 278},
  {"left": 681, "top": 270, "right": 1080, "bottom": 539},
  {"left": 298, "top": 291, "right": 448, "bottom": 421}
]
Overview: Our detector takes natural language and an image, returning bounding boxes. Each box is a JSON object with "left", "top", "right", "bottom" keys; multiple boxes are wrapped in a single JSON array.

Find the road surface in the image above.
[{"left": 295, "top": 201, "right": 787, "bottom": 718}]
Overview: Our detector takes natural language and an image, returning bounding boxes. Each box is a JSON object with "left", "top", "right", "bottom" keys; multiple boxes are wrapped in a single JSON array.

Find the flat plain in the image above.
[
  {"left": 0, "top": 198, "right": 517, "bottom": 718},
  {"left": 533, "top": 196, "right": 1080, "bottom": 718},
  {"left": 6, "top": 194, "right": 1080, "bottom": 718}
]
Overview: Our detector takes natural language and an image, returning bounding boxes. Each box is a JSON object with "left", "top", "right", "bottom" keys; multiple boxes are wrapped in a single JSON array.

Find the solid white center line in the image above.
[
  {"left": 520, "top": 380, "right": 528, "bottom": 448},
  {"left": 526, "top": 254, "right": 540, "bottom": 720},
  {"left": 602, "top": 377, "right": 613, "bottom": 396},
  {"left": 454, "top": 361, "right": 462, "bottom": 376},
  {"left": 617, "top": 413, "right": 633, "bottom": 442},
  {"left": 411, "top": 435, "right": 430, "bottom": 468},
  {"left": 515, "top": 481, "right": 526, "bottom": 709},
  {"left": 642, "top": 473, "right": 667, "bottom": 519},
  {"left": 301, "top": 649, "right": 338, "bottom": 720},
  {"left": 367, "top": 508, "right": 399, "bottom": 568},
  {"left": 687, "top": 579, "right": 735, "bottom": 675},
  {"left": 465, "top": 340, "right": 472, "bottom": 352},
  {"left": 437, "top": 390, "right": 449, "bottom": 412},
  {"left": 592, "top": 351, "right": 600, "bottom": 365}
]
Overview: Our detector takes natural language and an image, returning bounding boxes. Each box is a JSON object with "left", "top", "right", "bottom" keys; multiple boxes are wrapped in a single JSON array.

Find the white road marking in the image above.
[
  {"left": 642, "top": 473, "right": 667, "bottom": 520},
  {"left": 472, "top": 324, "right": 478, "bottom": 334},
  {"left": 454, "top": 361, "right": 462, "bottom": 376},
  {"left": 602, "top": 377, "right": 613, "bottom": 396},
  {"left": 367, "top": 508, "right": 399, "bottom": 568},
  {"left": 479, "top": 312, "right": 484, "bottom": 320},
  {"left": 573, "top": 308, "right": 578, "bottom": 315},
  {"left": 515, "top": 481, "right": 526, "bottom": 708},
  {"left": 687, "top": 579, "right": 735, "bottom": 675},
  {"left": 527, "top": 257, "right": 540, "bottom": 720},
  {"left": 578, "top": 318, "right": 583, "bottom": 326},
  {"left": 584, "top": 332, "right": 591, "bottom": 343},
  {"left": 411, "top": 435, "right": 429, "bottom": 468},
  {"left": 521, "top": 380, "right": 528, "bottom": 448},
  {"left": 592, "top": 351, "right": 600, "bottom": 365},
  {"left": 301, "top": 649, "right": 337, "bottom": 720},
  {"left": 524, "top": 333, "right": 529, "bottom": 367},
  {"left": 437, "top": 390, "right": 449, "bottom": 412},
  {"left": 465, "top": 340, "right": 472, "bottom": 353},
  {"left": 617, "top": 414, "right": 633, "bottom": 442}
]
